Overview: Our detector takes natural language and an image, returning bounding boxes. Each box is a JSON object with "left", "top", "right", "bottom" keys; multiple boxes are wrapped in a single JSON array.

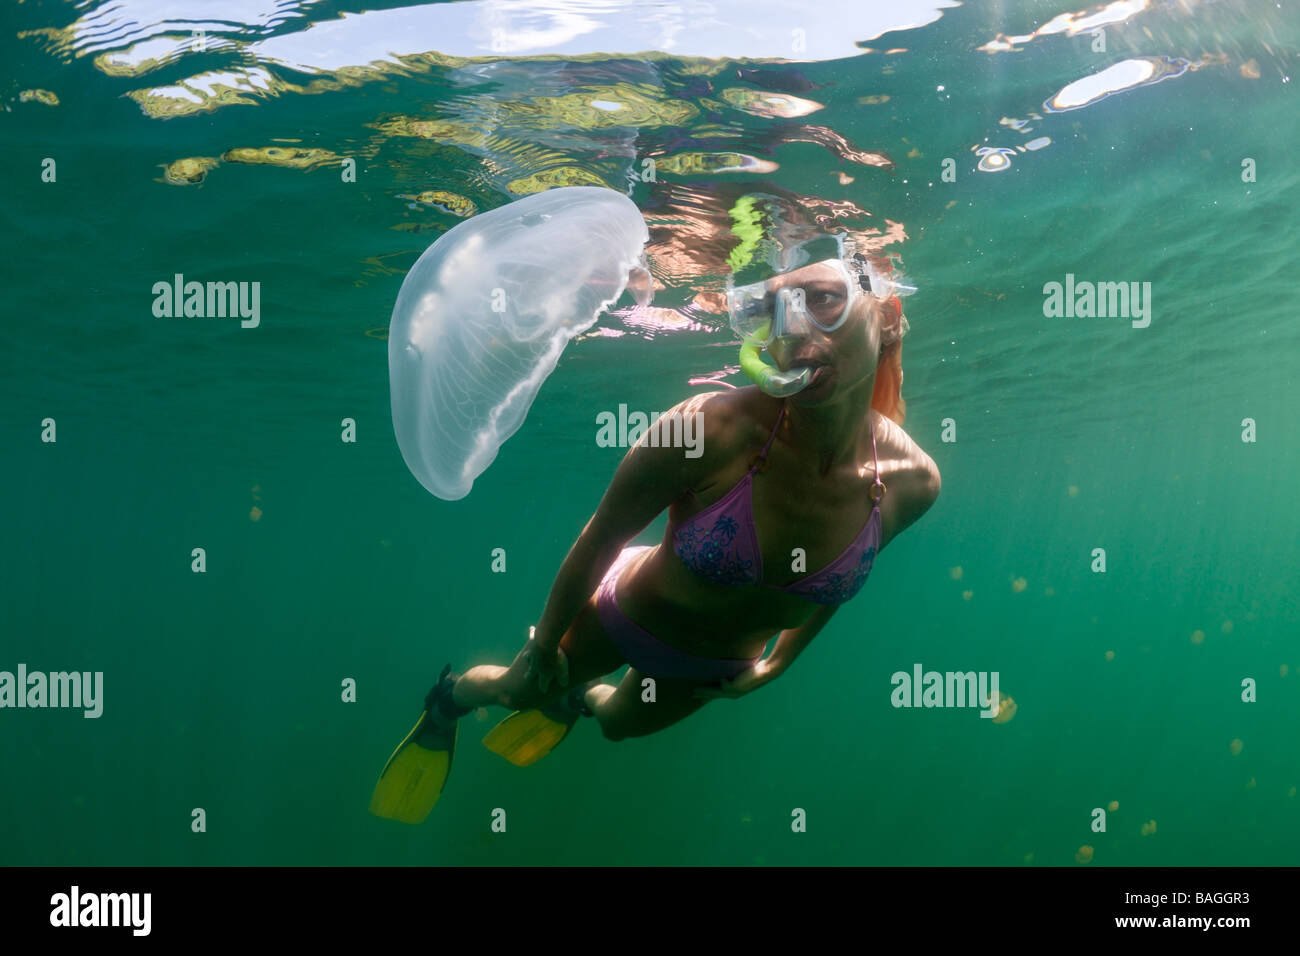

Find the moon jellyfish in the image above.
[{"left": 389, "top": 186, "right": 651, "bottom": 501}]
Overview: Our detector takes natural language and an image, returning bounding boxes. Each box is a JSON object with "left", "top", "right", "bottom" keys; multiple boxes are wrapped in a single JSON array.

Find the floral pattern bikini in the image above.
[
  {"left": 593, "top": 401, "right": 885, "bottom": 681},
  {"left": 671, "top": 401, "right": 884, "bottom": 606}
]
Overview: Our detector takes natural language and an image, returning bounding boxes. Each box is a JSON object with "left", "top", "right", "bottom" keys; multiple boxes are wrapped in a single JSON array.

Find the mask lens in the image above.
[
  {"left": 798, "top": 274, "right": 851, "bottom": 330},
  {"left": 727, "top": 260, "right": 855, "bottom": 343},
  {"left": 727, "top": 280, "right": 775, "bottom": 345}
]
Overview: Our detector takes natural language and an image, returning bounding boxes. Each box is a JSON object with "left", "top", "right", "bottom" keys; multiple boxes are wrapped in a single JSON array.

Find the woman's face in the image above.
[{"left": 761, "top": 260, "right": 883, "bottom": 404}]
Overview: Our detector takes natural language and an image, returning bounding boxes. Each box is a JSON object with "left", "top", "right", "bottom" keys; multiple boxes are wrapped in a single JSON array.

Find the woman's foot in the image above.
[
  {"left": 426, "top": 664, "right": 472, "bottom": 730},
  {"left": 482, "top": 679, "right": 610, "bottom": 767},
  {"left": 547, "top": 679, "right": 600, "bottom": 719}
]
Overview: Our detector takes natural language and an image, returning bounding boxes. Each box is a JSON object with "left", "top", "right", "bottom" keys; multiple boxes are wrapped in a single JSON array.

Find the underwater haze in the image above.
[{"left": 1, "top": 0, "right": 1297, "bottom": 866}]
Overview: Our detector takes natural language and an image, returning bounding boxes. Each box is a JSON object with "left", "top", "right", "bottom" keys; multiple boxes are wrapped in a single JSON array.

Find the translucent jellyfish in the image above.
[
  {"left": 389, "top": 187, "right": 651, "bottom": 501},
  {"left": 1075, "top": 845, "right": 1094, "bottom": 864},
  {"left": 992, "top": 693, "right": 1017, "bottom": 724}
]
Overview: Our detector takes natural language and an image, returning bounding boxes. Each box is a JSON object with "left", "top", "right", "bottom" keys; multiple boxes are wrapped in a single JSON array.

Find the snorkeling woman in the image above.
[{"left": 371, "top": 244, "right": 941, "bottom": 822}]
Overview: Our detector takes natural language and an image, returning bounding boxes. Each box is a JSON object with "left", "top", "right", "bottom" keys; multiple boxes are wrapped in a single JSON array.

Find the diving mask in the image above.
[{"left": 727, "top": 251, "right": 915, "bottom": 396}]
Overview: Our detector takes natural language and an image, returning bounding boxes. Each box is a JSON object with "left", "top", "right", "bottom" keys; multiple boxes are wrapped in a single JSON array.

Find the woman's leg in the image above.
[
  {"left": 444, "top": 543, "right": 722, "bottom": 737},
  {"left": 449, "top": 598, "right": 625, "bottom": 713},
  {"left": 583, "top": 669, "right": 711, "bottom": 740}
]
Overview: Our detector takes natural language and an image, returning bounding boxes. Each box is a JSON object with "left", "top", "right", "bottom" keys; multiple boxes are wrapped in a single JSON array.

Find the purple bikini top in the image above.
[{"left": 671, "top": 402, "right": 884, "bottom": 606}]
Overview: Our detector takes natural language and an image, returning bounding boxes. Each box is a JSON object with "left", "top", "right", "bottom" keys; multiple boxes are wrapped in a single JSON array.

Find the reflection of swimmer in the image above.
[{"left": 372, "top": 239, "right": 942, "bottom": 821}]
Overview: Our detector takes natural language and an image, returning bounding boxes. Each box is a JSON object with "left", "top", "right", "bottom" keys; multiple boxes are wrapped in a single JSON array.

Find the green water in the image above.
[{"left": 2, "top": 0, "right": 1297, "bottom": 866}]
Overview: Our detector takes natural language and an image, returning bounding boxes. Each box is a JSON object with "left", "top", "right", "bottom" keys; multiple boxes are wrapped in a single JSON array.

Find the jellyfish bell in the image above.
[{"left": 389, "top": 187, "right": 651, "bottom": 501}]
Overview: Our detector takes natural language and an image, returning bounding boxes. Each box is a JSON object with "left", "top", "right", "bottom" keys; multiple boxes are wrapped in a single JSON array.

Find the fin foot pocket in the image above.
[{"left": 369, "top": 667, "right": 462, "bottom": 823}]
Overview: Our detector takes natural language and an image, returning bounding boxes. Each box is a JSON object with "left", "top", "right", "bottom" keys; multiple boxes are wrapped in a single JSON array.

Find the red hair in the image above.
[{"left": 870, "top": 295, "right": 907, "bottom": 425}]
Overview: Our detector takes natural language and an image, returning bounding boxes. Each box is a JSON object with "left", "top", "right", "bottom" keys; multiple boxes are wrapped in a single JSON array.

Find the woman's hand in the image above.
[
  {"left": 521, "top": 626, "right": 569, "bottom": 693},
  {"left": 692, "top": 657, "right": 781, "bottom": 700}
]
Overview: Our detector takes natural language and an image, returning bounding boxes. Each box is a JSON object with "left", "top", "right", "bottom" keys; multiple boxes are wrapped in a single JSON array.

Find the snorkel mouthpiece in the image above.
[{"left": 738, "top": 325, "right": 813, "bottom": 397}]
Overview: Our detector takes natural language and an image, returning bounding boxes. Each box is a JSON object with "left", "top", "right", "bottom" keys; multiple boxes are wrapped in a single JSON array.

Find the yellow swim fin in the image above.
[
  {"left": 483, "top": 684, "right": 594, "bottom": 767},
  {"left": 483, "top": 707, "right": 578, "bottom": 767},
  {"left": 369, "top": 666, "right": 461, "bottom": 824}
]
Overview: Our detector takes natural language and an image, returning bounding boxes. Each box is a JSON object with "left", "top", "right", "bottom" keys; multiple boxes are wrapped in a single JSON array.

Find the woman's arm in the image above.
[
  {"left": 766, "top": 605, "right": 839, "bottom": 675},
  {"left": 533, "top": 393, "right": 730, "bottom": 652},
  {"left": 707, "top": 461, "right": 942, "bottom": 696},
  {"left": 693, "top": 606, "right": 839, "bottom": 700},
  {"left": 764, "top": 463, "right": 941, "bottom": 672}
]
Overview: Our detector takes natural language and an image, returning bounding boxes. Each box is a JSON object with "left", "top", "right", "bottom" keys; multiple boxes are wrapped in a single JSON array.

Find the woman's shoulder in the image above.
[
  {"left": 663, "top": 386, "right": 785, "bottom": 462},
  {"left": 876, "top": 413, "right": 941, "bottom": 531}
]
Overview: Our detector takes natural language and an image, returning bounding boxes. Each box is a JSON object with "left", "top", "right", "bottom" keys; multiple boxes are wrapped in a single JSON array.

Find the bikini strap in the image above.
[
  {"left": 868, "top": 415, "right": 886, "bottom": 504},
  {"left": 748, "top": 401, "right": 787, "bottom": 474}
]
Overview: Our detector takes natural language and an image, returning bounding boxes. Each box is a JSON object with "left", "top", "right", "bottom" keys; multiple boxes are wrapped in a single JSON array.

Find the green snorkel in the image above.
[
  {"left": 727, "top": 196, "right": 814, "bottom": 398},
  {"left": 738, "top": 325, "right": 814, "bottom": 397}
]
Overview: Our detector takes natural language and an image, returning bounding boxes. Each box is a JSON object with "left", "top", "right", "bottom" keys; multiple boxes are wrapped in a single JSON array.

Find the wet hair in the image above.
[{"left": 870, "top": 296, "right": 907, "bottom": 425}]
